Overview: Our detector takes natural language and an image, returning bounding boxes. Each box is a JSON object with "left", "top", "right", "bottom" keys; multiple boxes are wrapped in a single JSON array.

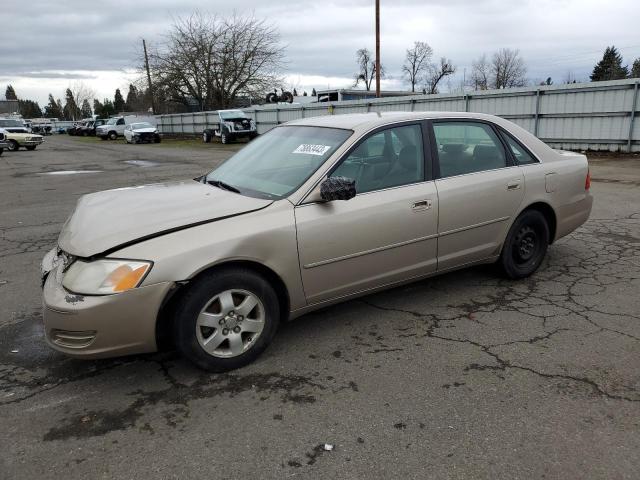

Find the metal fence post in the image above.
[
  {"left": 628, "top": 82, "right": 639, "bottom": 153},
  {"left": 275, "top": 107, "right": 279, "bottom": 125},
  {"left": 465, "top": 94, "right": 470, "bottom": 112},
  {"left": 534, "top": 89, "right": 541, "bottom": 137}
]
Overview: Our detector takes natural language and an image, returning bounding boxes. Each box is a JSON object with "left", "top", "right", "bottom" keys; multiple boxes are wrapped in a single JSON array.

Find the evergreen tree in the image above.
[
  {"left": 80, "top": 99, "right": 92, "bottom": 118},
  {"left": 62, "top": 88, "right": 81, "bottom": 120},
  {"left": 632, "top": 58, "right": 640, "bottom": 78},
  {"left": 18, "top": 100, "right": 42, "bottom": 118},
  {"left": 95, "top": 99, "right": 116, "bottom": 118},
  {"left": 93, "top": 99, "right": 103, "bottom": 117},
  {"left": 5, "top": 84, "right": 17, "bottom": 100},
  {"left": 293, "top": 88, "right": 298, "bottom": 96},
  {"left": 44, "top": 94, "right": 63, "bottom": 119},
  {"left": 312, "top": 88, "right": 317, "bottom": 96},
  {"left": 56, "top": 99, "right": 64, "bottom": 118},
  {"left": 114, "top": 88, "right": 125, "bottom": 112},
  {"left": 125, "top": 84, "right": 139, "bottom": 111},
  {"left": 590, "top": 46, "right": 629, "bottom": 81}
]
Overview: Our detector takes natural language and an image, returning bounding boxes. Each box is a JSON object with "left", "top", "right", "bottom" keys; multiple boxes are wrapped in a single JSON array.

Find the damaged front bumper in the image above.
[{"left": 41, "top": 248, "right": 173, "bottom": 359}]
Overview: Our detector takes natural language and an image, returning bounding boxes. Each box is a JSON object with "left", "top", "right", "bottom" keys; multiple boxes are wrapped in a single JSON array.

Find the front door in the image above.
[
  {"left": 295, "top": 123, "right": 439, "bottom": 304},
  {"left": 430, "top": 120, "right": 525, "bottom": 270}
]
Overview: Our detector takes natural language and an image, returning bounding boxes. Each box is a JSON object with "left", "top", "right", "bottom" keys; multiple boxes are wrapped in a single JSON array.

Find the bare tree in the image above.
[
  {"left": 471, "top": 54, "right": 490, "bottom": 90},
  {"left": 146, "top": 12, "right": 285, "bottom": 111},
  {"left": 492, "top": 48, "right": 527, "bottom": 88},
  {"left": 424, "top": 58, "right": 455, "bottom": 94},
  {"left": 402, "top": 41, "right": 433, "bottom": 92},
  {"left": 69, "top": 81, "right": 96, "bottom": 116},
  {"left": 470, "top": 49, "right": 527, "bottom": 90},
  {"left": 353, "top": 48, "right": 384, "bottom": 91}
]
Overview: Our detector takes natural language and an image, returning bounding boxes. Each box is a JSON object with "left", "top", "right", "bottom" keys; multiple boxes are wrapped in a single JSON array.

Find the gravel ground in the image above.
[{"left": 0, "top": 135, "right": 639, "bottom": 479}]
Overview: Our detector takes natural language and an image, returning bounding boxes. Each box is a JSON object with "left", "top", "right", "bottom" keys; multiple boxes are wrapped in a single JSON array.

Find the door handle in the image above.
[
  {"left": 506, "top": 182, "right": 521, "bottom": 190},
  {"left": 412, "top": 199, "right": 432, "bottom": 211}
]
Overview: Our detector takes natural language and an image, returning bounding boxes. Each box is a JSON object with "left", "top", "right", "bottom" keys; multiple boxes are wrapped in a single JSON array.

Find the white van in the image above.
[{"left": 96, "top": 115, "right": 156, "bottom": 140}]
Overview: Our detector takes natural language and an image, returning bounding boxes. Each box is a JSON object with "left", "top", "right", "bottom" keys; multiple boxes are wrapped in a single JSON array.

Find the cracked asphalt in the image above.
[{"left": 1, "top": 135, "right": 639, "bottom": 479}]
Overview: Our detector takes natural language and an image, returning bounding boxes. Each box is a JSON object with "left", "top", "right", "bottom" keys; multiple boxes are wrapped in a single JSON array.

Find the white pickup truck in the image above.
[
  {"left": 202, "top": 109, "right": 257, "bottom": 144},
  {"left": 96, "top": 115, "right": 156, "bottom": 140}
]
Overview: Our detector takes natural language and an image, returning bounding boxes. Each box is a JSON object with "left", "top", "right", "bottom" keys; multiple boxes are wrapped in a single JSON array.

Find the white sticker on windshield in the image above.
[{"left": 292, "top": 144, "right": 331, "bottom": 156}]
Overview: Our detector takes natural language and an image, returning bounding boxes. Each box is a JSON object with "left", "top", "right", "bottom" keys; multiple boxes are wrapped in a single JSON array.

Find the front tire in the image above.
[
  {"left": 499, "top": 209, "right": 550, "bottom": 279},
  {"left": 220, "top": 132, "right": 230, "bottom": 144},
  {"left": 174, "top": 268, "right": 280, "bottom": 372},
  {"left": 7, "top": 140, "right": 19, "bottom": 151},
  {"left": 25, "top": 146, "right": 37, "bottom": 151}
]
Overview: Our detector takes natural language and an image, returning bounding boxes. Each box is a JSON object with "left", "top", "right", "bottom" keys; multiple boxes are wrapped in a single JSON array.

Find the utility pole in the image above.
[
  {"left": 143, "top": 39, "right": 156, "bottom": 114},
  {"left": 375, "top": 0, "right": 381, "bottom": 98}
]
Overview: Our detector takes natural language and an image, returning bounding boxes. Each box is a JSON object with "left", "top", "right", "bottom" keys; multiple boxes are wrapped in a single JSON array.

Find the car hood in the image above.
[
  {"left": 58, "top": 180, "right": 273, "bottom": 257},
  {"left": 132, "top": 128, "right": 157, "bottom": 134},
  {"left": 7, "top": 132, "right": 40, "bottom": 139}
]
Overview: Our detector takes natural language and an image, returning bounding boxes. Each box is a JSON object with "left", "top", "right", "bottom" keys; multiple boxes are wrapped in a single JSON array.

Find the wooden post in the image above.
[
  {"left": 143, "top": 39, "right": 156, "bottom": 115},
  {"left": 375, "top": 0, "right": 381, "bottom": 98}
]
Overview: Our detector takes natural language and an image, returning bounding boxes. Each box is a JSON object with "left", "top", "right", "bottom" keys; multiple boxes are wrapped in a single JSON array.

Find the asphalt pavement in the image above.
[{"left": 1, "top": 135, "right": 639, "bottom": 479}]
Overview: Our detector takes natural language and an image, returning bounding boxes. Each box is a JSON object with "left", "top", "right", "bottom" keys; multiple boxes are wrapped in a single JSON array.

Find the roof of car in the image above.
[{"left": 285, "top": 111, "right": 503, "bottom": 131}]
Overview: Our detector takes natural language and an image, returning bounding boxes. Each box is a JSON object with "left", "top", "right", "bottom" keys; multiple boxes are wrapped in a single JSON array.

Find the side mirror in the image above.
[{"left": 320, "top": 176, "right": 356, "bottom": 201}]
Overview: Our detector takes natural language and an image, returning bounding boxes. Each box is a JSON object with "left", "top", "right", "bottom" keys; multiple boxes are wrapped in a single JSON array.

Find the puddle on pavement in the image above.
[
  {"left": 123, "top": 160, "right": 159, "bottom": 167},
  {"left": 37, "top": 170, "right": 102, "bottom": 176}
]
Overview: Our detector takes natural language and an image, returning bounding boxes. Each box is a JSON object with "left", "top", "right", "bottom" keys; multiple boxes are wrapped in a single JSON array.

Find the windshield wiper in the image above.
[{"left": 207, "top": 179, "right": 241, "bottom": 194}]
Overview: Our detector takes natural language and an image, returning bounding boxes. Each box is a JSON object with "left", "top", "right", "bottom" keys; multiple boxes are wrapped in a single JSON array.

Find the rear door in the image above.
[
  {"left": 430, "top": 120, "right": 525, "bottom": 270},
  {"left": 295, "top": 122, "right": 438, "bottom": 304}
]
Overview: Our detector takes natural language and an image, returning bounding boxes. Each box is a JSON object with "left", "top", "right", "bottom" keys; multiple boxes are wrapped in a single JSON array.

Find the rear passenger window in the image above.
[
  {"left": 502, "top": 132, "right": 538, "bottom": 165},
  {"left": 331, "top": 124, "right": 424, "bottom": 194},
  {"left": 433, "top": 122, "right": 506, "bottom": 178}
]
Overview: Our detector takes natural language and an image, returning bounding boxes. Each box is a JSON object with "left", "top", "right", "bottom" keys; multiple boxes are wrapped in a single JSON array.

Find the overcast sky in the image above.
[{"left": 1, "top": 0, "right": 639, "bottom": 105}]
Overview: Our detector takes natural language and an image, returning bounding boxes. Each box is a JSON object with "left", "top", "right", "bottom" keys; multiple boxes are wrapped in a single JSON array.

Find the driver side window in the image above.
[{"left": 331, "top": 124, "right": 424, "bottom": 194}]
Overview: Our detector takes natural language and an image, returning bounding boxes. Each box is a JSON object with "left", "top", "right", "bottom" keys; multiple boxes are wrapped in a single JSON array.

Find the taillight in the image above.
[{"left": 585, "top": 169, "right": 591, "bottom": 190}]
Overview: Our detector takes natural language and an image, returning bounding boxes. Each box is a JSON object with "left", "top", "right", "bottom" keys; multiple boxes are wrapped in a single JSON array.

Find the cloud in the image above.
[
  {"left": 1, "top": 72, "right": 99, "bottom": 80},
  {"left": 1, "top": 0, "right": 639, "bottom": 104}
]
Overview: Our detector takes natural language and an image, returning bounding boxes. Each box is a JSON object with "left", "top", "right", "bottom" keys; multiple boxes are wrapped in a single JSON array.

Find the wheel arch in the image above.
[
  {"left": 519, "top": 201, "right": 557, "bottom": 244},
  {"left": 155, "top": 260, "right": 291, "bottom": 351}
]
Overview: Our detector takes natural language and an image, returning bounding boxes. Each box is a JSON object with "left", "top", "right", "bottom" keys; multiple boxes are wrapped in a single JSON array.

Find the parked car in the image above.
[
  {"left": 96, "top": 115, "right": 156, "bottom": 140},
  {"left": 203, "top": 109, "right": 257, "bottom": 144},
  {"left": 0, "top": 128, "right": 9, "bottom": 155},
  {"left": 124, "top": 122, "right": 161, "bottom": 144},
  {"left": 4, "top": 129, "right": 44, "bottom": 151},
  {"left": 0, "top": 118, "right": 30, "bottom": 133},
  {"left": 42, "top": 112, "right": 592, "bottom": 372},
  {"left": 82, "top": 119, "right": 107, "bottom": 136},
  {"left": 66, "top": 121, "right": 84, "bottom": 136}
]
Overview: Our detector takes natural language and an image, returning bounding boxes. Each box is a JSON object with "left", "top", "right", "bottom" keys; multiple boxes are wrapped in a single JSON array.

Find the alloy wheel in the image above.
[{"left": 195, "top": 289, "right": 265, "bottom": 358}]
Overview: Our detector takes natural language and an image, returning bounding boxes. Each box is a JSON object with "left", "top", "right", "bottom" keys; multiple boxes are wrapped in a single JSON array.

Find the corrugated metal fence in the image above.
[{"left": 156, "top": 78, "right": 640, "bottom": 152}]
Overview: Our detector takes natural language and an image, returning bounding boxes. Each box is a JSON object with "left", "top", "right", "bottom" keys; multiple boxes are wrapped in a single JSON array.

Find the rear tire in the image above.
[
  {"left": 0, "top": 148, "right": 3, "bottom": 156},
  {"left": 174, "top": 267, "right": 280, "bottom": 372},
  {"left": 499, "top": 209, "right": 549, "bottom": 279},
  {"left": 203, "top": 130, "right": 212, "bottom": 143},
  {"left": 108, "top": 131, "right": 118, "bottom": 140}
]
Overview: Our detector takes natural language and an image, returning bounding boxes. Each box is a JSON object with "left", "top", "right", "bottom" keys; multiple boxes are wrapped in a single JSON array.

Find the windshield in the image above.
[
  {"left": 0, "top": 119, "right": 23, "bottom": 127},
  {"left": 219, "top": 110, "right": 247, "bottom": 120},
  {"left": 131, "top": 122, "right": 153, "bottom": 129},
  {"left": 206, "top": 126, "right": 352, "bottom": 199}
]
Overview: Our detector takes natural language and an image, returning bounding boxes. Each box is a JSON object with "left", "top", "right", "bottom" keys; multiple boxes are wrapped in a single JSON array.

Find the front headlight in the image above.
[{"left": 62, "top": 259, "right": 152, "bottom": 295}]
